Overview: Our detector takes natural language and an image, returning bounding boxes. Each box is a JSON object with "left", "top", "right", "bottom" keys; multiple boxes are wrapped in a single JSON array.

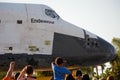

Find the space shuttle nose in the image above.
[
  {"left": 112, "top": 47, "right": 117, "bottom": 58},
  {"left": 98, "top": 37, "right": 117, "bottom": 61},
  {"left": 108, "top": 43, "right": 117, "bottom": 60}
]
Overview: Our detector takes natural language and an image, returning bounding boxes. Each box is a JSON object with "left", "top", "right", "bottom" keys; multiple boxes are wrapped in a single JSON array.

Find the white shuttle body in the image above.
[{"left": 0, "top": 3, "right": 116, "bottom": 70}]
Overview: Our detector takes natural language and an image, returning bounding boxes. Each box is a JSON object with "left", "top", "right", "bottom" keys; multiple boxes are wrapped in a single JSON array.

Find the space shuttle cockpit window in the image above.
[{"left": 45, "top": 9, "right": 59, "bottom": 19}]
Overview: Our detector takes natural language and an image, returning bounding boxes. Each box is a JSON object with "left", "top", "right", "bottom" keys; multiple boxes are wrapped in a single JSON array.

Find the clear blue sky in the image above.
[{"left": 0, "top": 0, "right": 120, "bottom": 43}]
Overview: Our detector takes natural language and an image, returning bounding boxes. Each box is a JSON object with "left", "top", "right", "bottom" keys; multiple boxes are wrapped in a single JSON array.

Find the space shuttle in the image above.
[{"left": 0, "top": 3, "right": 116, "bottom": 70}]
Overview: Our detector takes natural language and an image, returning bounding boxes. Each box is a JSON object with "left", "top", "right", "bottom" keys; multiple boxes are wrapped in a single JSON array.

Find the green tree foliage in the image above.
[
  {"left": 100, "top": 64, "right": 105, "bottom": 74},
  {"left": 81, "top": 66, "right": 95, "bottom": 79},
  {"left": 110, "top": 38, "right": 120, "bottom": 80}
]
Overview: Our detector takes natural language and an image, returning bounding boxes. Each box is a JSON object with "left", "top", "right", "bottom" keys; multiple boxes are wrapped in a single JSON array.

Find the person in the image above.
[
  {"left": 66, "top": 74, "right": 75, "bottom": 80},
  {"left": 75, "top": 70, "right": 82, "bottom": 80},
  {"left": 50, "top": 76, "right": 54, "bottom": 80},
  {"left": 106, "top": 76, "right": 114, "bottom": 80},
  {"left": 17, "top": 65, "right": 36, "bottom": 80},
  {"left": 51, "top": 57, "right": 71, "bottom": 80},
  {"left": 14, "top": 72, "right": 20, "bottom": 80},
  {"left": 3, "top": 61, "right": 15, "bottom": 80},
  {"left": 82, "top": 74, "right": 90, "bottom": 80}
]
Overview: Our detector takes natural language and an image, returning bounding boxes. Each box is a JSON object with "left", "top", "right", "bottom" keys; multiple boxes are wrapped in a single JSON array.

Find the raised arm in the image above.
[
  {"left": 3, "top": 61, "right": 15, "bottom": 80},
  {"left": 17, "top": 66, "right": 27, "bottom": 80}
]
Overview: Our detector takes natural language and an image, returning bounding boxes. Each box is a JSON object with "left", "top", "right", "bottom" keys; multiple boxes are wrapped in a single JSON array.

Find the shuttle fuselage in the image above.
[{"left": 0, "top": 3, "right": 116, "bottom": 70}]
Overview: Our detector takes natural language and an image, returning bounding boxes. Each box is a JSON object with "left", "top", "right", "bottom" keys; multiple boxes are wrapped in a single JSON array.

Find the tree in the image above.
[
  {"left": 95, "top": 66, "right": 99, "bottom": 77},
  {"left": 100, "top": 64, "right": 105, "bottom": 75},
  {"left": 81, "top": 66, "right": 95, "bottom": 78},
  {"left": 110, "top": 38, "right": 120, "bottom": 80}
]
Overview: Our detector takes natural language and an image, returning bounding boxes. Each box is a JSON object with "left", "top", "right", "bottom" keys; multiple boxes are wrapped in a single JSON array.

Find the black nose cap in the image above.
[
  {"left": 105, "top": 41, "right": 117, "bottom": 61},
  {"left": 98, "top": 37, "right": 117, "bottom": 61},
  {"left": 108, "top": 45, "right": 117, "bottom": 60}
]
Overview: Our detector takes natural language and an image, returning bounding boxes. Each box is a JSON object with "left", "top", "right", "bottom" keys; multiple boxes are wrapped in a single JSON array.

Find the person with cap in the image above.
[{"left": 51, "top": 57, "right": 71, "bottom": 80}]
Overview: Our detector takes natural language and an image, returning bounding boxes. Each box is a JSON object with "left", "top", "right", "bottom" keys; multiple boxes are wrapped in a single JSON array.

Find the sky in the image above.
[{"left": 0, "top": 0, "right": 120, "bottom": 44}]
